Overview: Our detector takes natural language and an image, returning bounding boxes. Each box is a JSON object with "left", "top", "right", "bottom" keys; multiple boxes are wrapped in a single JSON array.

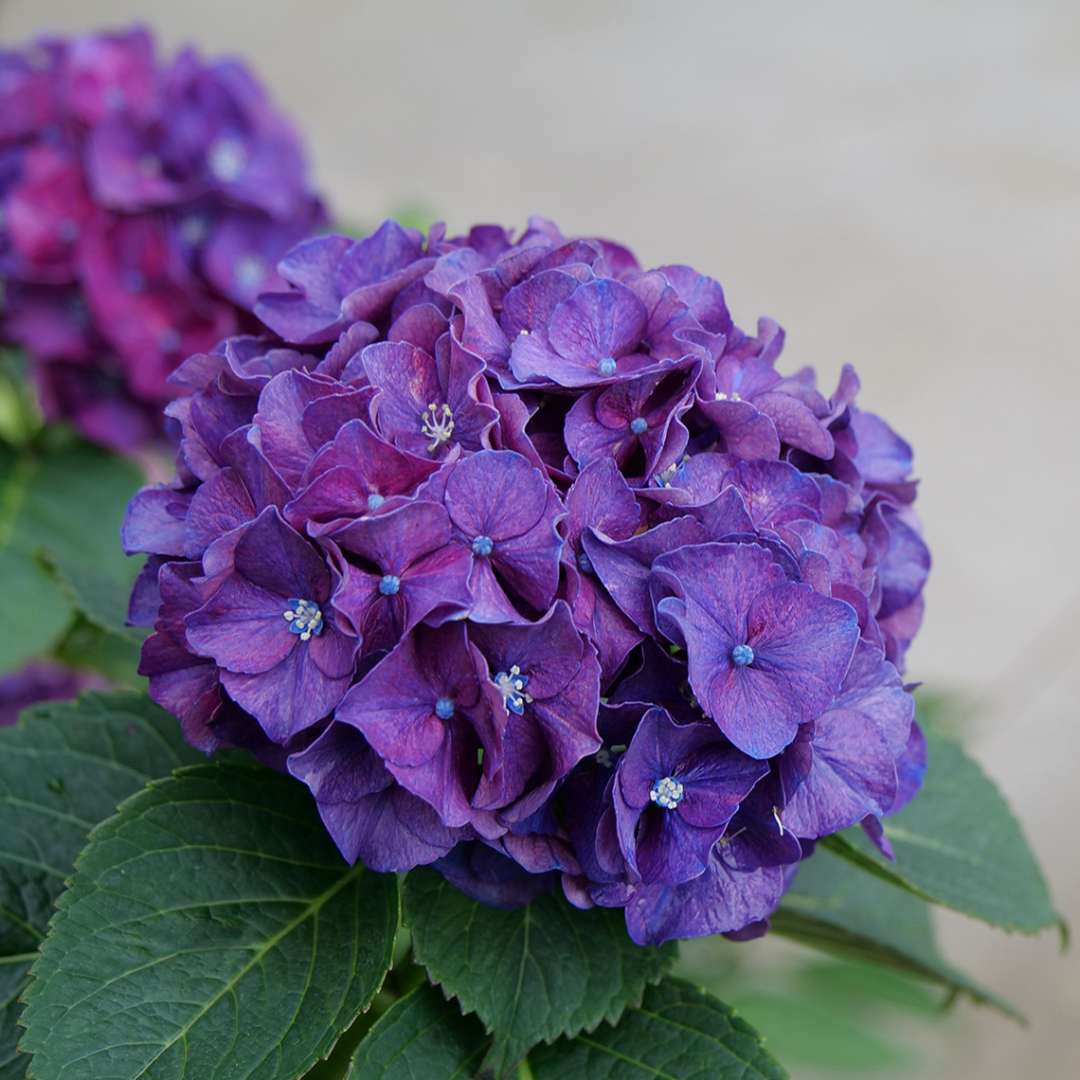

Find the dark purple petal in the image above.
[
  {"left": 288, "top": 723, "right": 463, "bottom": 870},
  {"left": 653, "top": 542, "right": 859, "bottom": 758}
]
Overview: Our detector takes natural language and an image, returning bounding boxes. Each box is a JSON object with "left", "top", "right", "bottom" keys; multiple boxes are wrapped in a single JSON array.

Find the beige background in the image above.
[{"left": 2, "top": 1, "right": 1077, "bottom": 1075}]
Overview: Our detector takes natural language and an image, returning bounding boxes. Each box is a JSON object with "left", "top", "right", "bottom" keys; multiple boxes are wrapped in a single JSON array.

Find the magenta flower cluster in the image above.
[
  {"left": 125, "top": 217, "right": 930, "bottom": 944},
  {"left": 0, "top": 27, "right": 324, "bottom": 451}
]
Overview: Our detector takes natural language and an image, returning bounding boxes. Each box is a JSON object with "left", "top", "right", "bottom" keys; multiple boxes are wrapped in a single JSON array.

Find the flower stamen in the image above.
[
  {"left": 420, "top": 402, "right": 455, "bottom": 452},
  {"left": 649, "top": 775, "right": 685, "bottom": 810},
  {"left": 493, "top": 664, "right": 533, "bottom": 715},
  {"left": 283, "top": 598, "right": 324, "bottom": 642}
]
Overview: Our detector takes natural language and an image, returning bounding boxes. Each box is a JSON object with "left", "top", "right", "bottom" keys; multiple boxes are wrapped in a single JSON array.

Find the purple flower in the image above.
[
  {"left": 613, "top": 708, "right": 768, "bottom": 885},
  {"left": 565, "top": 361, "right": 699, "bottom": 482},
  {"left": 363, "top": 338, "right": 498, "bottom": 457},
  {"left": 617, "top": 842, "right": 790, "bottom": 946},
  {"left": 0, "top": 27, "right": 324, "bottom": 451},
  {"left": 780, "top": 642, "right": 914, "bottom": 838},
  {"left": 324, "top": 499, "right": 473, "bottom": 654},
  {"left": 334, "top": 623, "right": 500, "bottom": 834},
  {"left": 509, "top": 277, "right": 677, "bottom": 388},
  {"left": 469, "top": 601, "right": 602, "bottom": 821},
  {"left": 184, "top": 507, "right": 357, "bottom": 741},
  {"left": 124, "top": 213, "right": 929, "bottom": 945},
  {"left": 288, "top": 722, "right": 465, "bottom": 871},
  {"left": 284, "top": 419, "right": 441, "bottom": 528},
  {"left": 256, "top": 222, "right": 434, "bottom": 345},
  {"left": 420, "top": 449, "right": 564, "bottom": 622},
  {"left": 562, "top": 459, "right": 644, "bottom": 681},
  {"left": 652, "top": 542, "right": 859, "bottom": 758}
]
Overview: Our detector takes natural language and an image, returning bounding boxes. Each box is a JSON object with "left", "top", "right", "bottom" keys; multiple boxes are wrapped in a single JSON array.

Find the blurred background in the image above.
[{"left": 2, "top": 1, "right": 1077, "bottom": 1074}]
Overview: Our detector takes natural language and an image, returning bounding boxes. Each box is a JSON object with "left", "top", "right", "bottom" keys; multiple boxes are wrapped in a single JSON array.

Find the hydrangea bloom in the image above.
[
  {"left": 126, "top": 215, "right": 930, "bottom": 945},
  {"left": 0, "top": 27, "right": 324, "bottom": 451}
]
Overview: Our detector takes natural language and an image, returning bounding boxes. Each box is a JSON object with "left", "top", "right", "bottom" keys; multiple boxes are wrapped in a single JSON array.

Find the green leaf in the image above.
[
  {"left": 528, "top": 977, "right": 787, "bottom": 1079},
  {"left": 0, "top": 691, "right": 203, "bottom": 1079},
  {"left": 52, "top": 614, "right": 146, "bottom": 686},
  {"left": 21, "top": 760, "right": 399, "bottom": 1080},
  {"left": 20, "top": 440, "right": 144, "bottom": 638},
  {"left": 771, "top": 845, "right": 1023, "bottom": 1021},
  {"left": 0, "top": 960, "right": 32, "bottom": 1080},
  {"left": 0, "top": 350, "right": 41, "bottom": 447},
  {"left": 822, "top": 728, "right": 1058, "bottom": 934},
  {"left": 0, "top": 550, "right": 71, "bottom": 676},
  {"left": 0, "top": 446, "right": 72, "bottom": 675},
  {"left": 403, "top": 867, "right": 673, "bottom": 1078},
  {"left": 724, "top": 989, "right": 908, "bottom": 1074},
  {"left": 0, "top": 437, "right": 144, "bottom": 674},
  {"left": 346, "top": 984, "right": 486, "bottom": 1079}
]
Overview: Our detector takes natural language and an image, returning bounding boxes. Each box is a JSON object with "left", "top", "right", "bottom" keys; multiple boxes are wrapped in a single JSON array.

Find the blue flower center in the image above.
[
  {"left": 234, "top": 255, "right": 265, "bottom": 290},
  {"left": 434, "top": 697, "right": 455, "bottom": 720},
  {"left": 366, "top": 493, "right": 385, "bottom": 511},
  {"left": 577, "top": 551, "right": 594, "bottom": 574},
  {"left": 208, "top": 136, "right": 248, "bottom": 182},
  {"left": 378, "top": 574, "right": 401, "bottom": 596},
  {"left": 630, "top": 416, "right": 648, "bottom": 435},
  {"left": 731, "top": 643, "right": 755, "bottom": 667},
  {"left": 649, "top": 775, "right": 685, "bottom": 810},
  {"left": 493, "top": 664, "right": 532, "bottom": 715},
  {"left": 420, "top": 402, "right": 455, "bottom": 452},
  {"left": 598, "top": 356, "right": 617, "bottom": 376},
  {"left": 472, "top": 535, "right": 494, "bottom": 557},
  {"left": 283, "top": 598, "right": 324, "bottom": 642}
]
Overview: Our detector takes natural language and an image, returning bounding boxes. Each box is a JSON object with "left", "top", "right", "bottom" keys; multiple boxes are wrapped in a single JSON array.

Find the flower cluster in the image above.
[
  {"left": 0, "top": 27, "right": 324, "bottom": 451},
  {"left": 125, "top": 216, "right": 930, "bottom": 944}
]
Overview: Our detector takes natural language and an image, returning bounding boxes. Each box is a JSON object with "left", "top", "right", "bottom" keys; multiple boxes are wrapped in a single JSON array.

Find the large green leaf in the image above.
[
  {"left": 346, "top": 984, "right": 486, "bottom": 1079},
  {"left": 403, "top": 867, "right": 673, "bottom": 1078},
  {"left": 17, "top": 440, "right": 144, "bottom": 638},
  {"left": 0, "top": 436, "right": 144, "bottom": 674},
  {"left": 0, "top": 691, "right": 202, "bottom": 1078},
  {"left": 0, "top": 961, "right": 32, "bottom": 1080},
  {"left": 822, "top": 728, "right": 1058, "bottom": 934},
  {"left": 21, "top": 761, "right": 399, "bottom": 1080},
  {"left": 772, "top": 845, "right": 1022, "bottom": 1021},
  {"left": 0, "top": 445, "right": 71, "bottom": 675},
  {"left": 529, "top": 977, "right": 787, "bottom": 1079}
]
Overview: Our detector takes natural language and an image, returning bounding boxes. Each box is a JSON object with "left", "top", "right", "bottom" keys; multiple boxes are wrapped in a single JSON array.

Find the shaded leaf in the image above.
[
  {"left": 726, "top": 989, "right": 908, "bottom": 1074},
  {"left": 403, "top": 868, "right": 673, "bottom": 1078},
  {"left": 773, "top": 846, "right": 1022, "bottom": 1020},
  {"left": 20, "top": 441, "right": 144, "bottom": 638},
  {"left": 0, "top": 437, "right": 143, "bottom": 674},
  {"left": 823, "top": 729, "right": 1058, "bottom": 934},
  {"left": 0, "top": 692, "right": 202, "bottom": 1078},
  {"left": 347, "top": 983, "right": 486, "bottom": 1078},
  {"left": 21, "top": 761, "right": 399, "bottom": 1080},
  {"left": 51, "top": 615, "right": 145, "bottom": 686},
  {"left": 529, "top": 977, "right": 787, "bottom": 1079},
  {"left": 0, "top": 960, "right": 32, "bottom": 1080}
]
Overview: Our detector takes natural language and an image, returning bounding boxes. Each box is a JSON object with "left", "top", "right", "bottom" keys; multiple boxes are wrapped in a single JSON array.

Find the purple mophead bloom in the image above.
[
  {"left": 0, "top": 26, "right": 324, "bottom": 452},
  {"left": 126, "top": 214, "right": 930, "bottom": 945}
]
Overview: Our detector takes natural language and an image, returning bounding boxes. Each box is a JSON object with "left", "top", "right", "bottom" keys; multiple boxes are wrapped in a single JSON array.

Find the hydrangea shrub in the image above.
[
  {"left": 0, "top": 27, "right": 324, "bottom": 451},
  {"left": 118, "top": 215, "right": 932, "bottom": 949},
  {"left": 0, "top": 79, "right": 1058, "bottom": 1078}
]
